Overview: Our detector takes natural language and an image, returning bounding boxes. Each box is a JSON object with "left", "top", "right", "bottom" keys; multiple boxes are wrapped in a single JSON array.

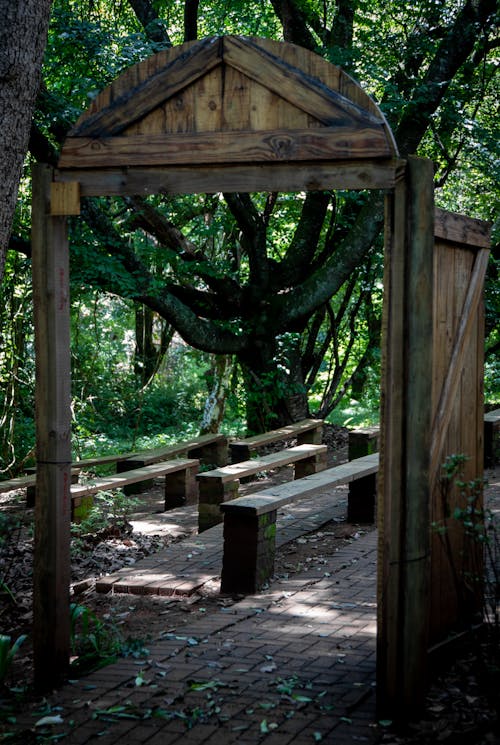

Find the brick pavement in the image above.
[
  {"left": 2, "top": 482, "right": 383, "bottom": 744},
  {"left": 4, "top": 466, "right": 497, "bottom": 743}
]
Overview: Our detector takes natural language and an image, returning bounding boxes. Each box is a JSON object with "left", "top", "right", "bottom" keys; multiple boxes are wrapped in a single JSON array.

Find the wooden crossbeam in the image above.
[{"left": 58, "top": 127, "right": 392, "bottom": 169}]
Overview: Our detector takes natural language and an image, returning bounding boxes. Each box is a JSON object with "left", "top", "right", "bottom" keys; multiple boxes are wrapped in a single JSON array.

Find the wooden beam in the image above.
[
  {"left": 71, "top": 36, "right": 222, "bottom": 137},
  {"left": 400, "top": 156, "right": 434, "bottom": 713},
  {"left": 378, "top": 157, "right": 434, "bottom": 719},
  {"left": 430, "top": 247, "right": 490, "bottom": 481},
  {"left": 377, "top": 175, "right": 407, "bottom": 718},
  {"left": 31, "top": 165, "right": 72, "bottom": 691},
  {"left": 59, "top": 127, "right": 393, "bottom": 169},
  {"left": 50, "top": 181, "right": 80, "bottom": 215},
  {"left": 223, "top": 36, "right": 385, "bottom": 131},
  {"left": 434, "top": 207, "right": 491, "bottom": 249},
  {"left": 54, "top": 159, "right": 404, "bottom": 196}
]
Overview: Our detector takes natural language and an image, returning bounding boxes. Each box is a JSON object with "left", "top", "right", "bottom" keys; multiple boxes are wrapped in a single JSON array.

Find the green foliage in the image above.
[
  {"left": 1, "top": 0, "right": 498, "bottom": 453},
  {"left": 0, "top": 635, "right": 27, "bottom": 686},
  {"left": 69, "top": 601, "right": 149, "bottom": 675},
  {"left": 436, "top": 454, "right": 499, "bottom": 638},
  {"left": 71, "top": 488, "right": 139, "bottom": 554}
]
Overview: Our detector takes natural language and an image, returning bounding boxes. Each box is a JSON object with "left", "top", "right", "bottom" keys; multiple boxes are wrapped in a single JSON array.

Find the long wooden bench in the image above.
[
  {"left": 0, "top": 473, "right": 38, "bottom": 495},
  {"left": 20, "top": 433, "right": 227, "bottom": 505},
  {"left": 115, "top": 433, "right": 228, "bottom": 495},
  {"left": 197, "top": 443, "right": 328, "bottom": 533},
  {"left": 0, "top": 470, "right": 81, "bottom": 505},
  {"left": 219, "top": 452, "right": 379, "bottom": 594},
  {"left": 71, "top": 458, "right": 199, "bottom": 521},
  {"left": 229, "top": 418, "right": 323, "bottom": 463}
]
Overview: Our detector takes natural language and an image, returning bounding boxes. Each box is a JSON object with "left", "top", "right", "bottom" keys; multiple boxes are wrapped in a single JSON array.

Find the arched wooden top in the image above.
[{"left": 58, "top": 35, "right": 398, "bottom": 179}]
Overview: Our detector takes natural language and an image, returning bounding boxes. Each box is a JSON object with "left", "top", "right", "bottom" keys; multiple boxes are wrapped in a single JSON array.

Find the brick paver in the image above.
[{"left": 3, "top": 465, "right": 497, "bottom": 743}]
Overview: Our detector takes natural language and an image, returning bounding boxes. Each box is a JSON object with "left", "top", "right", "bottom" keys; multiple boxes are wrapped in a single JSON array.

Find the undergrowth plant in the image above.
[
  {"left": 436, "top": 454, "right": 499, "bottom": 710},
  {"left": 70, "top": 603, "right": 149, "bottom": 675},
  {"left": 71, "top": 488, "right": 139, "bottom": 554},
  {"left": 0, "top": 634, "right": 27, "bottom": 686}
]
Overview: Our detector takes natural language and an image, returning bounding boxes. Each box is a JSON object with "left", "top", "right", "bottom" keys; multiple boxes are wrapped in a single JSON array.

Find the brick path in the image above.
[{"left": 4, "top": 465, "right": 499, "bottom": 744}]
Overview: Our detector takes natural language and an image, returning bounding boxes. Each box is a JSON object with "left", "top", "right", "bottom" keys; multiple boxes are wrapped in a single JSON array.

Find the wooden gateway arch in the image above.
[{"left": 31, "top": 35, "right": 490, "bottom": 713}]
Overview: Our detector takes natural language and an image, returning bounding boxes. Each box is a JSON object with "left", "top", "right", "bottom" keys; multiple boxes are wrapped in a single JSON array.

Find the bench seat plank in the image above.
[
  {"left": 221, "top": 453, "right": 379, "bottom": 516},
  {"left": 197, "top": 444, "right": 327, "bottom": 484},
  {"left": 0, "top": 474, "right": 37, "bottom": 494},
  {"left": 71, "top": 458, "right": 199, "bottom": 498},
  {"left": 230, "top": 418, "right": 323, "bottom": 462}
]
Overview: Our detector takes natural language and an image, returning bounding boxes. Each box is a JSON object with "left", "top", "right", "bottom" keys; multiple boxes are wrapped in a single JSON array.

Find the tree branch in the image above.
[{"left": 127, "top": 0, "right": 172, "bottom": 46}]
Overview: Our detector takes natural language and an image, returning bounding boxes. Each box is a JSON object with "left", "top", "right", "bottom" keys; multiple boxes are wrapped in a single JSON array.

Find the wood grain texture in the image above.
[
  {"left": 71, "top": 37, "right": 222, "bottom": 136},
  {"left": 61, "top": 35, "right": 398, "bottom": 170},
  {"left": 59, "top": 127, "right": 391, "bottom": 169},
  {"left": 31, "top": 164, "right": 72, "bottom": 690},
  {"left": 434, "top": 207, "right": 491, "bottom": 248},
  {"left": 54, "top": 160, "right": 402, "bottom": 196}
]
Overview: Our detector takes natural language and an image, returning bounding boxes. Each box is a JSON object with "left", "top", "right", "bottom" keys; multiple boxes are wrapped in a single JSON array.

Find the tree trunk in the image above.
[
  {"left": 0, "top": 0, "right": 52, "bottom": 284},
  {"left": 238, "top": 334, "right": 309, "bottom": 434},
  {"left": 200, "top": 355, "right": 234, "bottom": 434}
]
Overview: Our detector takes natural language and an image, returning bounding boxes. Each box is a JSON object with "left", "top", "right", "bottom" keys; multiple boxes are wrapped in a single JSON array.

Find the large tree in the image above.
[
  {"left": 21, "top": 0, "right": 500, "bottom": 431},
  {"left": 0, "top": 0, "right": 52, "bottom": 284}
]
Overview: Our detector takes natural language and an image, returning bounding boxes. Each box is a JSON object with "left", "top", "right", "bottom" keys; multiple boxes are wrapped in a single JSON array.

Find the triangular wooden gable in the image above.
[{"left": 58, "top": 35, "right": 397, "bottom": 170}]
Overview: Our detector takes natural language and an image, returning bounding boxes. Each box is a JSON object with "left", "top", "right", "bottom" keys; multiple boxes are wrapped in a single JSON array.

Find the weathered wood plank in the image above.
[
  {"left": 31, "top": 165, "right": 72, "bottom": 691},
  {"left": 59, "top": 127, "right": 392, "bottom": 169},
  {"left": 71, "top": 459, "right": 198, "bottom": 498},
  {"left": 198, "top": 444, "right": 327, "bottom": 484},
  {"left": 400, "top": 155, "right": 434, "bottom": 714},
  {"left": 220, "top": 453, "right": 379, "bottom": 515},
  {"left": 430, "top": 248, "right": 490, "bottom": 481},
  {"left": 54, "top": 160, "right": 404, "bottom": 195},
  {"left": 377, "top": 175, "right": 406, "bottom": 716},
  {"left": 434, "top": 207, "right": 491, "bottom": 248},
  {"left": 71, "top": 37, "right": 222, "bottom": 137},
  {"left": 223, "top": 36, "right": 386, "bottom": 131},
  {"left": 50, "top": 181, "right": 80, "bottom": 215}
]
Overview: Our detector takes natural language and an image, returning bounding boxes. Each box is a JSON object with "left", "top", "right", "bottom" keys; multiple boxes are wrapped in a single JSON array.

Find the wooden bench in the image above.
[
  {"left": 484, "top": 408, "right": 500, "bottom": 467},
  {"left": 347, "top": 426, "right": 380, "bottom": 523},
  {"left": 197, "top": 443, "right": 328, "bottom": 533},
  {"left": 71, "top": 458, "right": 199, "bottom": 521},
  {"left": 0, "top": 473, "right": 38, "bottom": 495},
  {"left": 116, "top": 433, "right": 228, "bottom": 495},
  {"left": 219, "top": 453, "right": 379, "bottom": 594},
  {"left": 0, "top": 469, "right": 81, "bottom": 506},
  {"left": 229, "top": 418, "right": 323, "bottom": 463}
]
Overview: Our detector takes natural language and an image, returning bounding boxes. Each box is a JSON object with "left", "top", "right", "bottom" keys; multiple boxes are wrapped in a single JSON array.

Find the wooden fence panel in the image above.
[{"left": 429, "top": 238, "right": 488, "bottom": 644}]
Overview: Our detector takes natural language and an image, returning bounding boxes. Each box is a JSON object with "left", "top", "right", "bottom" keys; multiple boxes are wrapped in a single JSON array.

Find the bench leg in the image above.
[
  {"left": 294, "top": 451, "right": 327, "bottom": 479},
  {"left": 164, "top": 466, "right": 199, "bottom": 509},
  {"left": 348, "top": 427, "right": 379, "bottom": 460},
  {"left": 484, "top": 419, "right": 500, "bottom": 467},
  {"left": 198, "top": 479, "right": 238, "bottom": 533},
  {"left": 297, "top": 425, "right": 322, "bottom": 446},
  {"left": 71, "top": 495, "right": 94, "bottom": 523},
  {"left": 229, "top": 444, "right": 252, "bottom": 464},
  {"left": 221, "top": 510, "right": 277, "bottom": 595},
  {"left": 189, "top": 441, "right": 228, "bottom": 467},
  {"left": 347, "top": 473, "right": 377, "bottom": 523},
  {"left": 116, "top": 459, "right": 152, "bottom": 495}
]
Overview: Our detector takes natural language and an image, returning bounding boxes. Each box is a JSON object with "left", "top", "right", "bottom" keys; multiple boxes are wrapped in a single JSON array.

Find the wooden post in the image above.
[
  {"left": 377, "top": 157, "right": 434, "bottom": 718},
  {"left": 31, "top": 165, "right": 73, "bottom": 691}
]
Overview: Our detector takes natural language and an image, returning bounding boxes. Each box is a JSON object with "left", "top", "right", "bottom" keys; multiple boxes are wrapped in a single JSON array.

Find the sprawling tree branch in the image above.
[{"left": 127, "top": 0, "right": 172, "bottom": 46}]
